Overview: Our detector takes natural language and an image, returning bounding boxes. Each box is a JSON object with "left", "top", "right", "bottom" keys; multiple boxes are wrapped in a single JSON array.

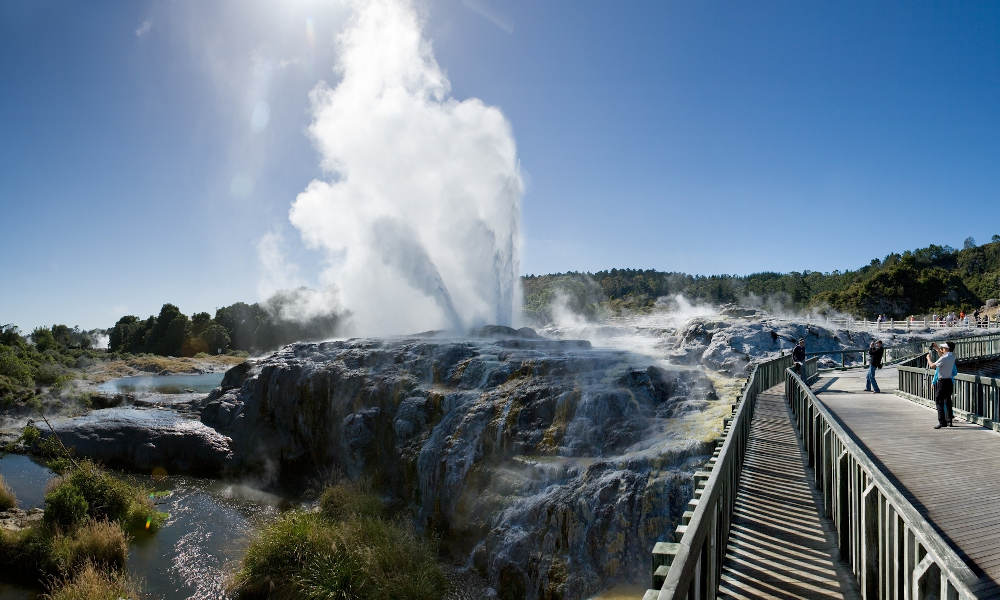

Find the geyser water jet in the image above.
[{"left": 288, "top": 0, "right": 523, "bottom": 335}]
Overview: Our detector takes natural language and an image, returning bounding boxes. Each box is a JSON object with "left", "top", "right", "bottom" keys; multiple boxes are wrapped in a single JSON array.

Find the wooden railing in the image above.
[
  {"left": 807, "top": 341, "right": 928, "bottom": 370},
  {"left": 644, "top": 354, "right": 817, "bottom": 600},
  {"left": 828, "top": 317, "right": 1000, "bottom": 332},
  {"left": 785, "top": 369, "right": 981, "bottom": 600},
  {"left": 808, "top": 333, "right": 1000, "bottom": 370},
  {"left": 897, "top": 334, "right": 1000, "bottom": 429},
  {"left": 644, "top": 331, "right": 1000, "bottom": 600}
]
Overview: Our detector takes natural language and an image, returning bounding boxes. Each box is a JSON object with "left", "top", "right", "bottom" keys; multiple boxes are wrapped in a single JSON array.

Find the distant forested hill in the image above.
[{"left": 521, "top": 235, "right": 1000, "bottom": 322}]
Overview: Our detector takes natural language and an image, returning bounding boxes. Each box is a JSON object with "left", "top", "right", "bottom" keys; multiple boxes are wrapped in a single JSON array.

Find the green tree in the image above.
[
  {"left": 50, "top": 324, "right": 73, "bottom": 347},
  {"left": 31, "top": 327, "right": 57, "bottom": 352},
  {"left": 145, "top": 304, "right": 189, "bottom": 356},
  {"left": 109, "top": 316, "right": 147, "bottom": 353},
  {"left": 200, "top": 323, "right": 231, "bottom": 354}
]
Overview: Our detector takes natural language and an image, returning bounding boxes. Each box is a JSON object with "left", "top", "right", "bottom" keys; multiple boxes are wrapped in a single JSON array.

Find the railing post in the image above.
[{"left": 862, "top": 483, "right": 879, "bottom": 600}]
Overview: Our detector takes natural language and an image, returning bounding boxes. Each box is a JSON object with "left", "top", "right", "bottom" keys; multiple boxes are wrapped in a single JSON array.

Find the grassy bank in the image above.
[
  {"left": 231, "top": 481, "right": 448, "bottom": 600},
  {"left": 0, "top": 452, "right": 159, "bottom": 597}
]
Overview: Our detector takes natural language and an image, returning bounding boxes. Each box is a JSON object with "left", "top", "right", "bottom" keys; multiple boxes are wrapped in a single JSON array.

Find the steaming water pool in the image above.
[
  {"left": 0, "top": 454, "right": 280, "bottom": 600},
  {"left": 98, "top": 373, "right": 224, "bottom": 395}
]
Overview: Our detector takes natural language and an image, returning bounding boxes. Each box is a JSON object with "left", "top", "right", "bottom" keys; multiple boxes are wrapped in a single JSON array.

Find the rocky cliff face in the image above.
[{"left": 200, "top": 327, "right": 723, "bottom": 599}]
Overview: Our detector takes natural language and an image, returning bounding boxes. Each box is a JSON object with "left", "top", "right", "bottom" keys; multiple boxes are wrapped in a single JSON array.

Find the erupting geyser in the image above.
[{"left": 289, "top": 0, "right": 523, "bottom": 335}]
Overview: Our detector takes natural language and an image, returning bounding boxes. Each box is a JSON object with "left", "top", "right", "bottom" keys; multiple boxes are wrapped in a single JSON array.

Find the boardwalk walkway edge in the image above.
[
  {"left": 644, "top": 331, "right": 1000, "bottom": 600},
  {"left": 786, "top": 370, "right": 982, "bottom": 600}
]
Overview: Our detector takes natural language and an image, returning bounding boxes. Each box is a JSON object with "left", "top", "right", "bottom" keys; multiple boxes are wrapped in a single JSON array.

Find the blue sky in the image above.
[{"left": 2, "top": 0, "right": 999, "bottom": 330}]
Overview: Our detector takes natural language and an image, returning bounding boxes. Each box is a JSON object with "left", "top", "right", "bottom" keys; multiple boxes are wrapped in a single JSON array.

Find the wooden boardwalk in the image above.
[
  {"left": 813, "top": 367, "right": 1000, "bottom": 594},
  {"left": 718, "top": 385, "right": 859, "bottom": 600}
]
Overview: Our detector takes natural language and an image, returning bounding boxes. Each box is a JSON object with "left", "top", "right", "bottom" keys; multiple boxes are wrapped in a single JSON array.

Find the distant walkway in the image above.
[
  {"left": 718, "top": 384, "right": 858, "bottom": 600},
  {"left": 814, "top": 367, "right": 1000, "bottom": 593}
]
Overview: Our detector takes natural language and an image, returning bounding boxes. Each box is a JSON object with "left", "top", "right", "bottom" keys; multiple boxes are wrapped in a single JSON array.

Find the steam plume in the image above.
[{"left": 289, "top": 0, "right": 523, "bottom": 335}]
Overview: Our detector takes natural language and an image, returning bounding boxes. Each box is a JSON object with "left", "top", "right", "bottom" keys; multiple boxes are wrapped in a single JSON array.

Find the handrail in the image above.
[
  {"left": 807, "top": 341, "right": 927, "bottom": 370},
  {"left": 643, "top": 331, "right": 1000, "bottom": 600},
  {"left": 827, "top": 317, "right": 1000, "bottom": 332},
  {"left": 785, "top": 368, "right": 982, "bottom": 599},
  {"left": 898, "top": 342, "right": 1000, "bottom": 428},
  {"left": 808, "top": 332, "right": 1000, "bottom": 370},
  {"left": 647, "top": 354, "right": 815, "bottom": 600}
]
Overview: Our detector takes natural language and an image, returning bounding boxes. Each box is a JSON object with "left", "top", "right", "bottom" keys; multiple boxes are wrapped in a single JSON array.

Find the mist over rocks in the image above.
[
  {"left": 670, "top": 311, "right": 955, "bottom": 375},
  {"left": 198, "top": 329, "right": 722, "bottom": 599}
]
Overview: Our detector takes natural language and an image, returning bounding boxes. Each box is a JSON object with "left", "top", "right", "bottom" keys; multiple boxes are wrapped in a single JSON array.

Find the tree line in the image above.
[
  {"left": 108, "top": 291, "right": 342, "bottom": 356},
  {"left": 523, "top": 235, "right": 1000, "bottom": 321}
]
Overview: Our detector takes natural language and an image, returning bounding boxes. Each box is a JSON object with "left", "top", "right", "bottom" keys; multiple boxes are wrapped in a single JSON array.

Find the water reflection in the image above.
[
  {"left": 128, "top": 475, "right": 281, "bottom": 600},
  {"left": 98, "top": 373, "right": 224, "bottom": 395},
  {"left": 0, "top": 455, "right": 281, "bottom": 600},
  {"left": 0, "top": 454, "right": 53, "bottom": 509}
]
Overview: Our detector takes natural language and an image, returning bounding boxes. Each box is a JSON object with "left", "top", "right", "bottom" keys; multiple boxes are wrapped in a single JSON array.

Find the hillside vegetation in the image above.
[{"left": 523, "top": 236, "right": 1000, "bottom": 322}]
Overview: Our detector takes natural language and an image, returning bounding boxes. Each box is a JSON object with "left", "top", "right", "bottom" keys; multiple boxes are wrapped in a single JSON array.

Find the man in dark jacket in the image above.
[
  {"left": 866, "top": 340, "right": 884, "bottom": 393},
  {"left": 792, "top": 338, "right": 806, "bottom": 380}
]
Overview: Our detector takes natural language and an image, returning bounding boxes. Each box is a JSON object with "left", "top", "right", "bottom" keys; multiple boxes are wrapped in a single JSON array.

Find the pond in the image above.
[
  {"left": 0, "top": 454, "right": 280, "bottom": 600},
  {"left": 98, "top": 373, "right": 225, "bottom": 395}
]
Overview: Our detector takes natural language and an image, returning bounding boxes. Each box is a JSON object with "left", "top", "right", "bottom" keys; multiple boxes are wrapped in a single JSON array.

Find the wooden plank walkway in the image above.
[
  {"left": 813, "top": 367, "right": 1000, "bottom": 594},
  {"left": 718, "top": 384, "right": 859, "bottom": 600}
]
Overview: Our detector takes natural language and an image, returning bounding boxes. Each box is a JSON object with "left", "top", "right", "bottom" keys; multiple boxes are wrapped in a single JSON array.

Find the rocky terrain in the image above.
[
  {"left": 9, "top": 308, "right": 980, "bottom": 599},
  {"left": 194, "top": 326, "right": 724, "bottom": 599}
]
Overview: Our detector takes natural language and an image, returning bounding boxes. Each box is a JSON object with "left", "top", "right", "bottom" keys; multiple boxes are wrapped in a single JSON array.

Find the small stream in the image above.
[
  {"left": 0, "top": 454, "right": 281, "bottom": 600},
  {"left": 1, "top": 373, "right": 282, "bottom": 599}
]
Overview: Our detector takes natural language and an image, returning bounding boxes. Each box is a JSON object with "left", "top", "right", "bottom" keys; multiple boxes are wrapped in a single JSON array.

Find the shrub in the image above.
[
  {"left": 44, "top": 485, "right": 89, "bottom": 531},
  {"left": 318, "top": 481, "right": 383, "bottom": 521},
  {"left": 34, "top": 362, "right": 67, "bottom": 386},
  {"left": 231, "top": 511, "right": 447, "bottom": 600},
  {"left": 64, "top": 464, "right": 131, "bottom": 524},
  {"left": 0, "top": 346, "right": 34, "bottom": 387},
  {"left": 46, "top": 462, "right": 165, "bottom": 534},
  {"left": 0, "top": 474, "right": 16, "bottom": 510},
  {"left": 21, "top": 423, "right": 42, "bottom": 446},
  {"left": 49, "top": 520, "right": 128, "bottom": 573},
  {"left": 41, "top": 561, "right": 142, "bottom": 600}
]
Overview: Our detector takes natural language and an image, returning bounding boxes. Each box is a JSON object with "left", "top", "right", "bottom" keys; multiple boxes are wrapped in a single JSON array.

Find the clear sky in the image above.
[{"left": 2, "top": 0, "right": 999, "bottom": 330}]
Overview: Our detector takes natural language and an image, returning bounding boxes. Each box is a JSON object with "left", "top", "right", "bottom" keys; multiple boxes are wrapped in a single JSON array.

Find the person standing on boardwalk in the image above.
[
  {"left": 928, "top": 341, "right": 958, "bottom": 429},
  {"left": 792, "top": 338, "right": 806, "bottom": 379},
  {"left": 866, "top": 340, "right": 884, "bottom": 393},
  {"left": 926, "top": 342, "right": 940, "bottom": 402}
]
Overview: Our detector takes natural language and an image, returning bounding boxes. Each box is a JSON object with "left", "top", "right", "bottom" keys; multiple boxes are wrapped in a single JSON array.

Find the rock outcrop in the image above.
[
  {"left": 0, "top": 507, "right": 43, "bottom": 532},
  {"left": 199, "top": 331, "right": 721, "bottom": 599},
  {"left": 43, "top": 408, "right": 233, "bottom": 476}
]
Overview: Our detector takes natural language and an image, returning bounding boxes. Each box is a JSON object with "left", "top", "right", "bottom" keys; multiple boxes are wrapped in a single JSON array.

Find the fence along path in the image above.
[
  {"left": 809, "top": 367, "right": 1000, "bottom": 597},
  {"left": 717, "top": 383, "right": 858, "bottom": 600},
  {"left": 645, "top": 331, "right": 1000, "bottom": 600}
]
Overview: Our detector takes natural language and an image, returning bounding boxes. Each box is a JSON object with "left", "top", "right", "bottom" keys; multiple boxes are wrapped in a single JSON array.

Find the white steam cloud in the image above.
[
  {"left": 289, "top": 0, "right": 523, "bottom": 336},
  {"left": 256, "top": 229, "right": 342, "bottom": 324}
]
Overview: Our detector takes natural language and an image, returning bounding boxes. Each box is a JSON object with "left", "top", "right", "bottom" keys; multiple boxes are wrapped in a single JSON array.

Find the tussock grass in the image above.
[
  {"left": 50, "top": 520, "right": 129, "bottom": 573},
  {"left": 232, "top": 483, "right": 447, "bottom": 600},
  {"left": 0, "top": 520, "right": 128, "bottom": 585},
  {"left": 41, "top": 562, "right": 142, "bottom": 600},
  {"left": 318, "top": 481, "right": 383, "bottom": 521},
  {"left": 0, "top": 474, "right": 16, "bottom": 510},
  {"left": 0, "top": 525, "right": 57, "bottom": 582}
]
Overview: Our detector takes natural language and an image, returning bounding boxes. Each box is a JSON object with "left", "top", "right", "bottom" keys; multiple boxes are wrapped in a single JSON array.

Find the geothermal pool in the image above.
[{"left": 98, "top": 373, "right": 225, "bottom": 395}]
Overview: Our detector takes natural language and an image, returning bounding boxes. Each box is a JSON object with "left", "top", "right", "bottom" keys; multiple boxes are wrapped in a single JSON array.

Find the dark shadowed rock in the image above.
[
  {"left": 45, "top": 408, "right": 232, "bottom": 476},
  {"left": 200, "top": 331, "right": 719, "bottom": 599}
]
